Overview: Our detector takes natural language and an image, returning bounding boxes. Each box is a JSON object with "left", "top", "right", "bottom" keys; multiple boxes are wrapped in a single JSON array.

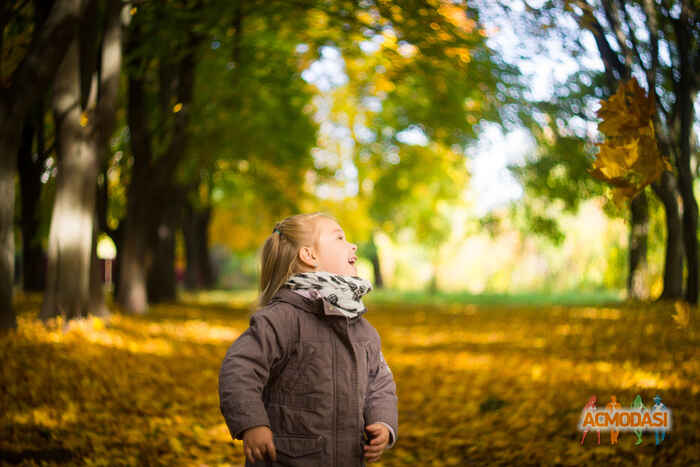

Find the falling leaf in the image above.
[{"left": 590, "top": 78, "right": 673, "bottom": 202}]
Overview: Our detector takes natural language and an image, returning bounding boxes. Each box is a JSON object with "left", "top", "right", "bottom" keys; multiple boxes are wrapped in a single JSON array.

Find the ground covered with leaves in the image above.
[{"left": 1, "top": 292, "right": 697, "bottom": 466}]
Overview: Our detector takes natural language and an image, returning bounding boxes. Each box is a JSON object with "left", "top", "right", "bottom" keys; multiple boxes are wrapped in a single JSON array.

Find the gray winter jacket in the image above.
[{"left": 219, "top": 285, "right": 399, "bottom": 466}]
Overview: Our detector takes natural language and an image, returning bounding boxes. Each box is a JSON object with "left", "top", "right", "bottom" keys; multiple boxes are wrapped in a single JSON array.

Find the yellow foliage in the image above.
[
  {"left": 1, "top": 294, "right": 697, "bottom": 465},
  {"left": 590, "top": 78, "right": 673, "bottom": 206},
  {"left": 436, "top": 2, "right": 476, "bottom": 33},
  {"left": 445, "top": 47, "right": 471, "bottom": 64}
]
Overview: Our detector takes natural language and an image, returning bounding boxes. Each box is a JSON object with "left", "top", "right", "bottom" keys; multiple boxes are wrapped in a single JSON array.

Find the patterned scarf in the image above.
[{"left": 282, "top": 271, "right": 373, "bottom": 319}]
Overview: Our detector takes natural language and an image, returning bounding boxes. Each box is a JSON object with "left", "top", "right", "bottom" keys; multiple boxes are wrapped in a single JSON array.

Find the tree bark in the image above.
[
  {"left": 0, "top": 0, "right": 88, "bottom": 331},
  {"left": 651, "top": 172, "right": 685, "bottom": 300},
  {"left": 147, "top": 200, "right": 180, "bottom": 303},
  {"left": 675, "top": 3, "right": 698, "bottom": 304},
  {"left": 118, "top": 17, "right": 200, "bottom": 312},
  {"left": 117, "top": 13, "right": 153, "bottom": 314},
  {"left": 368, "top": 233, "right": 384, "bottom": 289},
  {"left": 117, "top": 171, "right": 152, "bottom": 314},
  {"left": 183, "top": 199, "right": 215, "bottom": 290},
  {"left": 40, "top": 0, "right": 122, "bottom": 322},
  {"left": 40, "top": 37, "right": 100, "bottom": 322},
  {"left": 17, "top": 104, "right": 48, "bottom": 292},
  {"left": 0, "top": 114, "right": 20, "bottom": 331},
  {"left": 627, "top": 191, "right": 649, "bottom": 300},
  {"left": 87, "top": 0, "right": 123, "bottom": 315},
  {"left": 89, "top": 200, "right": 109, "bottom": 317}
]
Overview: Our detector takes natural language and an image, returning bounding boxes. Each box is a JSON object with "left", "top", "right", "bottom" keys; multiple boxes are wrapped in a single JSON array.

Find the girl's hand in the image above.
[
  {"left": 242, "top": 425, "right": 277, "bottom": 463},
  {"left": 363, "top": 423, "right": 389, "bottom": 463}
]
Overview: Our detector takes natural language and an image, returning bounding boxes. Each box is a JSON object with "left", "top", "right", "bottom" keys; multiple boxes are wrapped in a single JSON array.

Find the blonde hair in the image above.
[{"left": 257, "top": 211, "right": 337, "bottom": 307}]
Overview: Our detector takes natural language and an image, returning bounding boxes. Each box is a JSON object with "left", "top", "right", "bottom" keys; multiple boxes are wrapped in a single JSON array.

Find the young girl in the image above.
[{"left": 219, "top": 212, "right": 398, "bottom": 466}]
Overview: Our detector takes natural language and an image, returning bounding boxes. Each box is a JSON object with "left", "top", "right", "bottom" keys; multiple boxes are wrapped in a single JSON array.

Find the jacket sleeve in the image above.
[
  {"left": 363, "top": 336, "right": 398, "bottom": 449},
  {"left": 219, "top": 309, "right": 293, "bottom": 440}
]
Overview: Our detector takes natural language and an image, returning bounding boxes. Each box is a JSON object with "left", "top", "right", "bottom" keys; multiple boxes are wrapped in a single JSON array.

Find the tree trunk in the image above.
[
  {"left": 368, "top": 234, "right": 384, "bottom": 289},
  {"left": 39, "top": 37, "right": 100, "bottom": 322},
  {"left": 0, "top": 0, "right": 88, "bottom": 332},
  {"left": 87, "top": 0, "right": 123, "bottom": 315},
  {"left": 651, "top": 172, "right": 684, "bottom": 300},
  {"left": 675, "top": 5, "right": 698, "bottom": 304},
  {"left": 40, "top": 46, "right": 97, "bottom": 321},
  {"left": 183, "top": 199, "right": 215, "bottom": 290},
  {"left": 117, "top": 14, "right": 152, "bottom": 314},
  {"left": 117, "top": 178, "right": 152, "bottom": 314},
  {"left": 147, "top": 202, "right": 179, "bottom": 303},
  {"left": 197, "top": 206, "right": 216, "bottom": 288},
  {"left": 183, "top": 200, "right": 200, "bottom": 290},
  {"left": 17, "top": 104, "right": 48, "bottom": 292},
  {"left": 89, "top": 201, "right": 109, "bottom": 317},
  {"left": 428, "top": 262, "right": 439, "bottom": 295},
  {"left": 0, "top": 112, "right": 20, "bottom": 331},
  {"left": 118, "top": 17, "right": 199, "bottom": 312},
  {"left": 109, "top": 221, "right": 124, "bottom": 298},
  {"left": 627, "top": 191, "right": 650, "bottom": 300}
]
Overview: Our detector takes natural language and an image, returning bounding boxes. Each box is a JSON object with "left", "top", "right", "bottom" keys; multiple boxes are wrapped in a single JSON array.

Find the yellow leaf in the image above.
[
  {"left": 671, "top": 301, "right": 690, "bottom": 329},
  {"left": 591, "top": 78, "right": 670, "bottom": 201},
  {"left": 169, "top": 437, "right": 184, "bottom": 453},
  {"left": 173, "top": 103, "right": 183, "bottom": 113}
]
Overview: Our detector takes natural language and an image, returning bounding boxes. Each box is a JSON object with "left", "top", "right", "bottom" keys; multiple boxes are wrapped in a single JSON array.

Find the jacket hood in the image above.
[{"left": 269, "top": 286, "right": 363, "bottom": 322}]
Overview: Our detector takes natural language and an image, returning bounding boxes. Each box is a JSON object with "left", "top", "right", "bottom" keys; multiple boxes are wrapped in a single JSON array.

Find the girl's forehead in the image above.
[{"left": 318, "top": 217, "right": 342, "bottom": 233}]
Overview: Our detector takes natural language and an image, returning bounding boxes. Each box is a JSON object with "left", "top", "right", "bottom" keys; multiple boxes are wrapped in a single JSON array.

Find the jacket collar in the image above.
[{"left": 270, "top": 286, "right": 360, "bottom": 321}]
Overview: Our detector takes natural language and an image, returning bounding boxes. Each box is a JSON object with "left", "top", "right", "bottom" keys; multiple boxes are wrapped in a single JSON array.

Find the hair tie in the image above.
[{"left": 273, "top": 227, "right": 281, "bottom": 234}]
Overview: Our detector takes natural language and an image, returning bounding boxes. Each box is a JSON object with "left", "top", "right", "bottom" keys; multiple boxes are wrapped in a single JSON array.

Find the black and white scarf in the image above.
[{"left": 282, "top": 271, "right": 373, "bottom": 319}]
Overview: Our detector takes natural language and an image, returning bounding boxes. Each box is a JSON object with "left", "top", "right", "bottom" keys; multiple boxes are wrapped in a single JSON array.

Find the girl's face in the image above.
[{"left": 302, "top": 217, "right": 358, "bottom": 276}]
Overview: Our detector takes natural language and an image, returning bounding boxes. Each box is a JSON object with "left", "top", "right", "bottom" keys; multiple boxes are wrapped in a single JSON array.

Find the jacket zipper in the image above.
[{"left": 332, "top": 327, "right": 336, "bottom": 466}]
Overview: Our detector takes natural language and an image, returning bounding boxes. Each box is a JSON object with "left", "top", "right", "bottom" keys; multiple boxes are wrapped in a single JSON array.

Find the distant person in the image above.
[{"left": 219, "top": 212, "right": 398, "bottom": 466}]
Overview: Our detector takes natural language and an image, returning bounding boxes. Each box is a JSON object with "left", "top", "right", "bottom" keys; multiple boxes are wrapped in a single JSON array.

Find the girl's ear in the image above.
[{"left": 298, "top": 245, "right": 318, "bottom": 269}]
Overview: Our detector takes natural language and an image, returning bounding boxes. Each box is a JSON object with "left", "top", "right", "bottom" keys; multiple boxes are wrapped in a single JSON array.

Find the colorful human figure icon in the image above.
[
  {"left": 580, "top": 395, "right": 601, "bottom": 445},
  {"left": 606, "top": 395, "right": 622, "bottom": 444},
  {"left": 631, "top": 394, "right": 646, "bottom": 445},
  {"left": 652, "top": 395, "right": 667, "bottom": 445}
]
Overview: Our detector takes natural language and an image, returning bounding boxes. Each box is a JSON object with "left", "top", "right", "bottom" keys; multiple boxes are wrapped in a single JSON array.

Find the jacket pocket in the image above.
[{"left": 274, "top": 434, "right": 323, "bottom": 458}]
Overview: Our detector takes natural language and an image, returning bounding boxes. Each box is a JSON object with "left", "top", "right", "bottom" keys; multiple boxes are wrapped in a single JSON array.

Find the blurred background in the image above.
[{"left": 1, "top": 0, "right": 698, "bottom": 321}]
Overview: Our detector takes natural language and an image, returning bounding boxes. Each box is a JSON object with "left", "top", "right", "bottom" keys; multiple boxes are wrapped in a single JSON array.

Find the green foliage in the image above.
[{"left": 186, "top": 13, "right": 321, "bottom": 215}]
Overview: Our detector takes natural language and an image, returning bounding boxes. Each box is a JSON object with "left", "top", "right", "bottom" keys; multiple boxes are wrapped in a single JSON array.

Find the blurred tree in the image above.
[
  {"left": 17, "top": 99, "right": 49, "bottom": 293},
  {"left": 172, "top": 3, "right": 325, "bottom": 290},
  {"left": 187, "top": 0, "right": 512, "bottom": 294},
  {"left": 118, "top": 1, "right": 203, "bottom": 311},
  {"left": 496, "top": 0, "right": 698, "bottom": 303},
  {"left": 1, "top": 0, "right": 95, "bottom": 331},
  {"left": 39, "top": 0, "right": 123, "bottom": 322},
  {"left": 314, "top": 1, "right": 517, "bottom": 291}
]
